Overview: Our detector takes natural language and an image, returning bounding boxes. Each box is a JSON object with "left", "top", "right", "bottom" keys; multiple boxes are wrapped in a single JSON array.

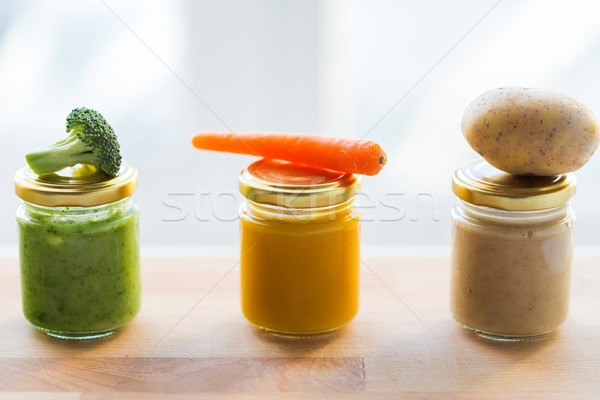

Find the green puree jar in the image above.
[{"left": 14, "top": 164, "right": 141, "bottom": 339}]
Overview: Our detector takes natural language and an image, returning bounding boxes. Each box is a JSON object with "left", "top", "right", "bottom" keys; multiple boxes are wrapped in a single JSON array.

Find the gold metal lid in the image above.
[
  {"left": 239, "top": 159, "right": 361, "bottom": 208},
  {"left": 453, "top": 159, "right": 576, "bottom": 211},
  {"left": 15, "top": 163, "right": 138, "bottom": 207}
]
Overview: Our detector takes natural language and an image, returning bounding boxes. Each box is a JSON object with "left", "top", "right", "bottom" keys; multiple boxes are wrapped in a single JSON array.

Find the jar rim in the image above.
[
  {"left": 239, "top": 159, "right": 361, "bottom": 208},
  {"left": 453, "top": 159, "right": 576, "bottom": 211},
  {"left": 14, "top": 163, "right": 137, "bottom": 207}
]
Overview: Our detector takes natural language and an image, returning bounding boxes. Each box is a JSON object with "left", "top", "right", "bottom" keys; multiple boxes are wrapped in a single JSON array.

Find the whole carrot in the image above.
[{"left": 192, "top": 132, "right": 387, "bottom": 176}]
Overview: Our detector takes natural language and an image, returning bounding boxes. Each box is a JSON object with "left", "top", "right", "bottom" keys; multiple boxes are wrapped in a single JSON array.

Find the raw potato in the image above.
[{"left": 462, "top": 87, "right": 599, "bottom": 176}]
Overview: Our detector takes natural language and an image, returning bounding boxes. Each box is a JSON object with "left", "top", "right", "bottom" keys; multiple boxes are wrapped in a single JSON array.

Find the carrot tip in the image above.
[{"left": 378, "top": 154, "right": 387, "bottom": 166}]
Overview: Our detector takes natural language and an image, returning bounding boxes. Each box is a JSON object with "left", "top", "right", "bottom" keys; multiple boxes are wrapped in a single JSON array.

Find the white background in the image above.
[{"left": 1, "top": 0, "right": 599, "bottom": 253}]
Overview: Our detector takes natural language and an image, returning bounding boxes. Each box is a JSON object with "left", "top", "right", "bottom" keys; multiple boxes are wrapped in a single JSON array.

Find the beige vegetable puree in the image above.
[{"left": 451, "top": 203, "right": 573, "bottom": 339}]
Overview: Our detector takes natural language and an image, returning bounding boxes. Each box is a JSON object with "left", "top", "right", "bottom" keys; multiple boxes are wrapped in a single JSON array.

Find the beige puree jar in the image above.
[{"left": 451, "top": 159, "right": 576, "bottom": 341}]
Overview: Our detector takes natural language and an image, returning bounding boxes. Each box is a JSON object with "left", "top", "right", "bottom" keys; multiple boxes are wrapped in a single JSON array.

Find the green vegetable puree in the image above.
[{"left": 17, "top": 198, "right": 140, "bottom": 336}]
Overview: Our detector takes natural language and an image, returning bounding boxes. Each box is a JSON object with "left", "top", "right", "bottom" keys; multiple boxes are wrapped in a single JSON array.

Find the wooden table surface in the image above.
[{"left": 1, "top": 254, "right": 599, "bottom": 400}]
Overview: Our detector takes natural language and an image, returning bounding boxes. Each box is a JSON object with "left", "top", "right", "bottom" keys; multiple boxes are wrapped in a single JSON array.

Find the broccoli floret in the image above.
[{"left": 25, "top": 107, "right": 122, "bottom": 176}]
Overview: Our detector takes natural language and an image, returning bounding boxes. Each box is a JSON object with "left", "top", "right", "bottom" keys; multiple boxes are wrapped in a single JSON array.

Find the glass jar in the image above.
[
  {"left": 451, "top": 159, "right": 576, "bottom": 341},
  {"left": 14, "top": 164, "right": 141, "bottom": 339},
  {"left": 238, "top": 159, "right": 361, "bottom": 336}
]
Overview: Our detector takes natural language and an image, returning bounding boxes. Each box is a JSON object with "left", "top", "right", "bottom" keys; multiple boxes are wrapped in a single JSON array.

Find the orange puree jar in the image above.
[{"left": 239, "top": 159, "right": 361, "bottom": 335}]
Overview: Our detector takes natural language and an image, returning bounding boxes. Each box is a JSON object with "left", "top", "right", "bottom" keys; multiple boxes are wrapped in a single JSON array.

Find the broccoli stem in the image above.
[{"left": 25, "top": 132, "right": 99, "bottom": 175}]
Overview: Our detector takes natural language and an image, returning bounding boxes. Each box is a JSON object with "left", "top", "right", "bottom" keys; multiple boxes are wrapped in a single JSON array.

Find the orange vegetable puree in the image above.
[{"left": 238, "top": 159, "right": 361, "bottom": 335}]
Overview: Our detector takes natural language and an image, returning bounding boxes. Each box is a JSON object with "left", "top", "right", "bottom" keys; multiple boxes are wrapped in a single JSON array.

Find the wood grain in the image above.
[
  {"left": 0, "top": 357, "right": 365, "bottom": 393},
  {"left": 0, "top": 254, "right": 599, "bottom": 399}
]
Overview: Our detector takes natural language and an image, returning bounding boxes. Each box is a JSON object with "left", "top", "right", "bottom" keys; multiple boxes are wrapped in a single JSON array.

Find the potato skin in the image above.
[{"left": 462, "top": 87, "right": 599, "bottom": 176}]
